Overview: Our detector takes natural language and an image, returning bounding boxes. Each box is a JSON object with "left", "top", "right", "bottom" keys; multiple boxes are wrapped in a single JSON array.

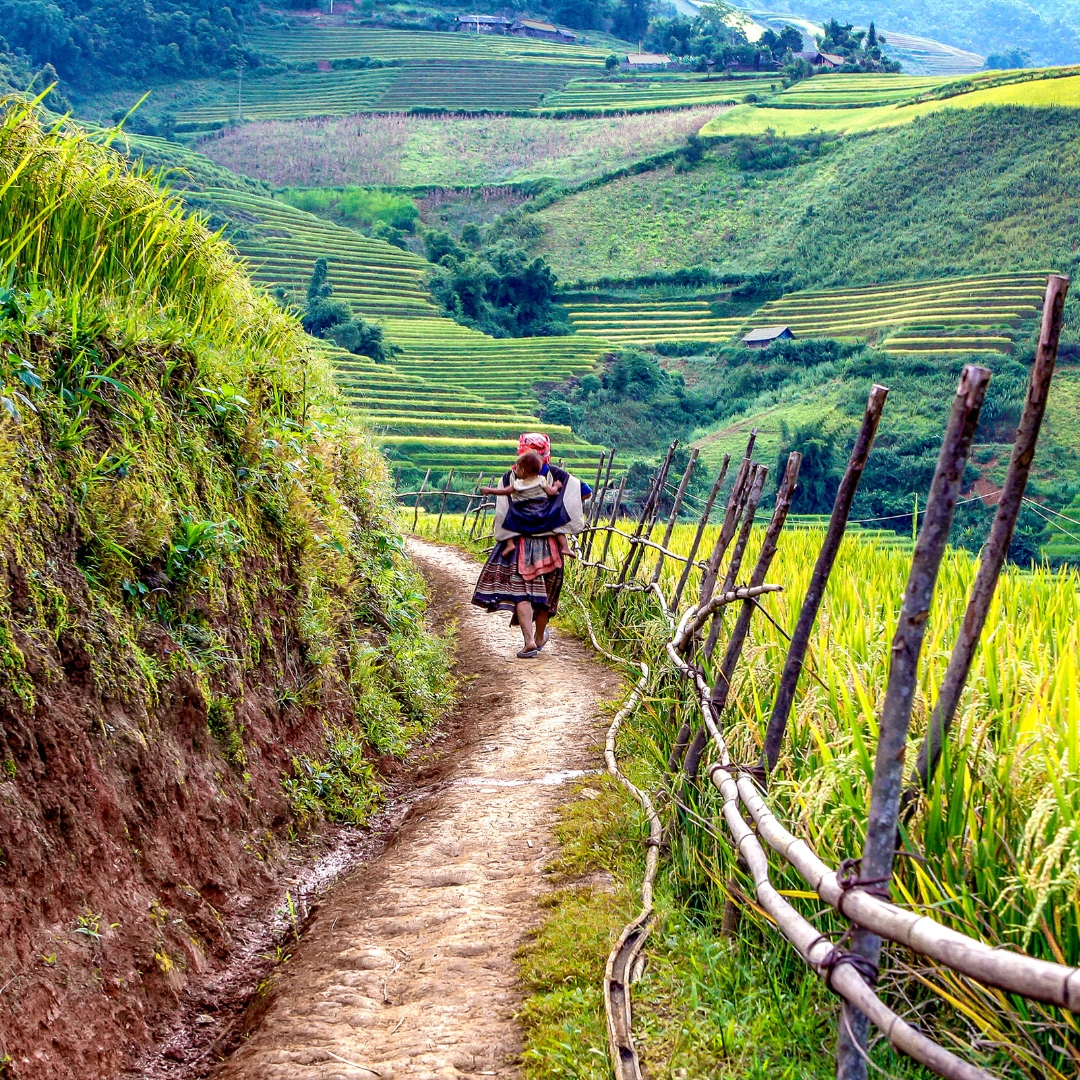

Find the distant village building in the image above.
[
  {"left": 742, "top": 326, "right": 794, "bottom": 349},
  {"left": 455, "top": 14, "right": 511, "bottom": 33},
  {"left": 793, "top": 49, "right": 845, "bottom": 68},
  {"left": 509, "top": 19, "right": 576, "bottom": 42},
  {"left": 622, "top": 52, "right": 671, "bottom": 69}
]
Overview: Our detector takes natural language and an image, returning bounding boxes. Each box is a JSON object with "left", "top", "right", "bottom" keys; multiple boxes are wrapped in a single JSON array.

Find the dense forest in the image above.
[{"left": 0, "top": 0, "right": 257, "bottom": 88}]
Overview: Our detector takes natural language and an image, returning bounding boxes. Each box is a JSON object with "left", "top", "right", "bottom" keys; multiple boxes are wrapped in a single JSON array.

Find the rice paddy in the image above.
[
  {"left": 188, "top": 185, "right": 608, "bottom": 472},
  {"left": 175, "top": 60, "right": 588, "bottom": 124},
  {"left": 539, "top": 72, "right": 773, "bottom": 114},
  {"left": 244, "top": 26, "right": 609, "bottom": 66},
  {"left": 563, "top": 295, "right": 746, "bottom": 345},
  {"left": 747, "top": 272, "right": 1050, "bottom": 352},
  {"left": 700, "top": 69, "right": 1080, "bottom": 137}
]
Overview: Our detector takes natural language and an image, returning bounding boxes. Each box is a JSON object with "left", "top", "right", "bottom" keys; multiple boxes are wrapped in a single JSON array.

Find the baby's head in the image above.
[{"left": 515, "top": 450, "right": 543, "bottom": 479}]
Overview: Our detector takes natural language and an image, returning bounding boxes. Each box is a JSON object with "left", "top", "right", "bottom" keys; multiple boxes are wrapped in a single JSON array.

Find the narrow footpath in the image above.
[{"left": 216, "top": 538, "right": 618, "bottom": 1080}]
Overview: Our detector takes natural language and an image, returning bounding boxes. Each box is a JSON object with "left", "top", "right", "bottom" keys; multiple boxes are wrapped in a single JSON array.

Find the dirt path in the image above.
[{"left": 215, "top": 539, "right": 617, "bottom": 1080}]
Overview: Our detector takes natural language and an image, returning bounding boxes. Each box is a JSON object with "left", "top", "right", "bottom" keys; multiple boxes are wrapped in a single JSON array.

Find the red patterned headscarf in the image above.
[{"left": 517, "top": 432, "right": 551, "bottom": 464}]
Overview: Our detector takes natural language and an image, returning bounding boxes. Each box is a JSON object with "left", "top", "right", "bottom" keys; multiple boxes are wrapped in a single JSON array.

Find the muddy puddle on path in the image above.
[{"left": 194, "top": 539, "right": 618, "bottom": 1080}]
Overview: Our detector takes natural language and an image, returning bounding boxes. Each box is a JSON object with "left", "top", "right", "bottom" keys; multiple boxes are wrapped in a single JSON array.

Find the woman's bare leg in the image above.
[
  {"left": 515, "top": 600, "right": 537, "bottom": 652},
  {"left": 534, "top": 607, "right": 550, "bottom": 646}
]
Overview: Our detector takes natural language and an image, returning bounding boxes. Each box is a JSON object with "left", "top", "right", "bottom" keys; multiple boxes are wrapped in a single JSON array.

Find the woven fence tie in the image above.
[
  {"left": 836, "top": 856, "right": 893, "bottom": 902},
  {"left": 808, "top": 932, "right": 881, "bottom": 993}
]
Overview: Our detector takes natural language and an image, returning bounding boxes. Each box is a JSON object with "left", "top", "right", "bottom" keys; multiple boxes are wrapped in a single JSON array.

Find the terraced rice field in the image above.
[
  {"left": 748, "top": 272, "right": 1049, "bottom": 352},
  {"left": 700, "top": 69, "right": 1080, "bottom": 137},
  {"left": 198, "top": 187, "right": 437, "bottom": 317},
  {"left": 773, "top": 74, "right": 945, "bottom": 107},
  {"left": 563, "top": 296, "right": 745, "bottom": 345},
  {"left": 178, "top": 67, "right": 396, "bottom": 124},
  {"left": 245, "top": 27, "right": 608, "bottom": 66},
  {"left": 875, "top": 30, "right": 985, "bottom": 76},
  {"left": 191, "top": 186, "right": 609, "bottom": 470},
  {"left": 540, "top": 72, "right": 772, "bottom": 113},
  {"left": 176, "top": 60, "right": 586, "bottom": 123}
]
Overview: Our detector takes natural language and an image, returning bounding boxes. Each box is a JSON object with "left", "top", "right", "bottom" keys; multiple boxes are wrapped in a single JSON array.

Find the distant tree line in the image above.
[{"left": 0, "top": 0, "right": 257, "bottom": 89}]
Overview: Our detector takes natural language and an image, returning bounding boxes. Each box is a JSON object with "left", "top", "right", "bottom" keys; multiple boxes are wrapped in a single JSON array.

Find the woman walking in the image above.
[{"left": 471, "top": 433, "right": 591, "bottom": 657}]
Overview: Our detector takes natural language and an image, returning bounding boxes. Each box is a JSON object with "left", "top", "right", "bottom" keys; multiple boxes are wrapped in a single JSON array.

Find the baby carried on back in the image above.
[{"left": 480, "top": 433, "right": 588, "bottom": 577}]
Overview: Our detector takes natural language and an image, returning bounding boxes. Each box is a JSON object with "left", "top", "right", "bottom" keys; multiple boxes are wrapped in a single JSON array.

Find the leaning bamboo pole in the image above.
[
  {"left": 761, "top": 384, "right": 888, "bottom": 772},
  {"left": 651, "top": 448, "right": 699, "bottom": 584},
  {"left": 699, "top": 434, "right": 756, "bottom": 606},
  {"left": 908, "top": 274, "right": 1069, "bottom": 807},
  {"left": 433, "top": 468, "right": 456, "bottom": 539},
  {"left": 410, "top": 467, "right": 431, "bottom": 533},
  {"left": 701, "top": 463, "right": 768, "bottom": 662},
  {"left": 672, "top": 454, "right": 730, "bottom": 610},
  {"left": 838, "top": 365, "right": 991, "bottom": 1080}
]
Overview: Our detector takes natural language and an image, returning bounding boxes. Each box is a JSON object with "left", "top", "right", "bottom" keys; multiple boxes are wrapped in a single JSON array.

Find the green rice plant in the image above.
[{"left": 566, "top": 519, "right": 1080, "bottom": 1074}]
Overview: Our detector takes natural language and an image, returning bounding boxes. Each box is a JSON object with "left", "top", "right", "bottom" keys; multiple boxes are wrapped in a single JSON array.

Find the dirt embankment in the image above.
[{"left": 212, "top": 539, "right": 618, "bottom": 1079}]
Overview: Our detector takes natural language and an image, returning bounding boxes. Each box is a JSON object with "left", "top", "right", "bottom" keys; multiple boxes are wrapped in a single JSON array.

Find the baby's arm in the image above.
[
  {"left": 480, "top": 483, "right": 513, "bottom": 496},
  {"left": 541, "top": 478, "right": 563, "bottom": 496}
]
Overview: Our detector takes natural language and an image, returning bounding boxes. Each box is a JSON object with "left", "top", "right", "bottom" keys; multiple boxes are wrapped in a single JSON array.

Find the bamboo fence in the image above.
[
  {"left": 396, "top": 275, "right": 1075, "bottom": 1080},
  {"left": 569, "top": 276, "right": 1075, "bottom": 1080}
]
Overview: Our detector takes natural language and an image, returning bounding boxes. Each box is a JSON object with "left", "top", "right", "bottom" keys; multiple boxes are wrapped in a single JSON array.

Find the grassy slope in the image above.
[
  {"left": 536, "top": 106, "right": 1080, "bottom": 301},
  {"left": 0, "top": 100, "right": 454, "bottom": 1073}
]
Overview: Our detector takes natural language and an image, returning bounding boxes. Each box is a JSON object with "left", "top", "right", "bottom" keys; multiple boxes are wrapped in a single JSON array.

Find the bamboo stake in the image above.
[
  {"left": 683, "top": 463, "right": 773, "bottom": 779},
  {"left": 433, "top": 468, "right": 455, "bottom": 539},
  {"left": 907, "top": 274, "right": 1069, "bottom": 812},
  {"left": 702, "top": 464, "right": 768, "bottom": 661},
  {"left": 838, "top": 365, "right": 991, "bottom": 1080},
  {"left": 617, "top": 442, "right": 676, "bottom": 584},
  {"left": 672, "top": 455, "right": 730, "bottom": 612},
  {"left": 651, "top": 448, "right": 699, "bottom": 585},
  {"left": 410, "top": 467, "right": 431, "bottom": 533},
  {"left": 584, "top": 451, "right": 613, "bottom": 560},
  {"left": 761, "top": 384, "right": 889, "bottom": 773},
  {"left": 699, "top": 432, "right": 756, "bottom": 605},
  {"left": 591, "top": 476, "right": 627, "bottom": 598},
  {"left": 628, "top": 445, "right": 678, "bottom": 581},
  {"left": 460, "top": 472, "right": 484, "bottom": 527}
]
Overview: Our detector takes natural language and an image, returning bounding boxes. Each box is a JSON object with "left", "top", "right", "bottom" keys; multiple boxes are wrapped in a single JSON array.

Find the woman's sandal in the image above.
[
  {"left": 536, "top": 628, "right": 551, "bottom": 651},
  {"left": 516, "top": 647, "right": 540, "bottom": 659}
]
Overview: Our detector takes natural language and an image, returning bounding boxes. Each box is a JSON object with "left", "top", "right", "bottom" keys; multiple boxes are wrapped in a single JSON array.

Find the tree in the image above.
[
  {"left": 867, "top": 21, "right": 877, "bottom": 48},
  {"left": 605, "top": 53, "right": 619, "bottom": 72},
  {"left": 612, "top": 0, "right": 649, "bottom": 44},
  {"left": 301, "top": 257, "right": 391, "bottom": 362},
  {"left": 985, "top": 47, "right": 1032, "bottom": 68}
]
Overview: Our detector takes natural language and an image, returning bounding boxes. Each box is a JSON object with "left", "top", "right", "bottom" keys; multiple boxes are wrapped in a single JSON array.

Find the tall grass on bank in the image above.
[
  {"left": 410, "top": 509, "right": 1080, "bottom": 1074},
  {"left": 0, "top": 97, "right": 454, "bottom": 813}
]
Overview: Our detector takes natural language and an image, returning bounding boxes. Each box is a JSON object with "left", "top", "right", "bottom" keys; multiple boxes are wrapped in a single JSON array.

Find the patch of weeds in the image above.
[
  {"left": 517, "top": 775, "right": 642, "bottom": 1080},
  {"left": 207, "top": 695, "right": 245, "bottom": 766},
  {"left": 74, "top": 909, "right": 103, "bottom": 942},
  {"left": 282, "top": 725, "right": 380, "bottom": 827}
]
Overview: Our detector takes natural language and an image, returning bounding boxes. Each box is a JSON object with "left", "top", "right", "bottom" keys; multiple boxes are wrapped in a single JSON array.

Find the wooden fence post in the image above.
[
  {"left": 585, "top": 450, "right": 615, "bottom": 560},
  {"left": 907, "top": 274, "right": 1069, "bottom": 811},
  {"left": 434, "top": 468, "right": 455, "bottom": 539},
  {"left": 460, "top": 472, "right": 484, "bottom": 527},
  {"left": 672, "top": 455, "right": 730, "bottom": 612},
  {"left": 699, "top": 433, "right": 756, "bottom": 605},
  {"left": 618, "top": 442, "right": 677, "bottom": 584},
  {"left": 837, "top": 365, "right": 990, "bottom": 1080},
  {"left": 761, "top": 385, "right": 889, "bottom": 773},
  {"left": 591, "top": 475, "right": 627, "bottom": 597},
  {"left": 683, "top": 464, "right": 769, "bottom": 778},
  {"left": 411, "top": 467, "right": 431, "bottom": 533},
  {"left": 651, "top": 448, "right": 699, "bottom": 585}
]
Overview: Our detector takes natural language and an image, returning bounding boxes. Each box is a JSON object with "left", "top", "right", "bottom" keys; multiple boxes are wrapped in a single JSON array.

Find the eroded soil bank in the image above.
[{"left": 212, "top": 538, "right": 617, "bottom": 1079}]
